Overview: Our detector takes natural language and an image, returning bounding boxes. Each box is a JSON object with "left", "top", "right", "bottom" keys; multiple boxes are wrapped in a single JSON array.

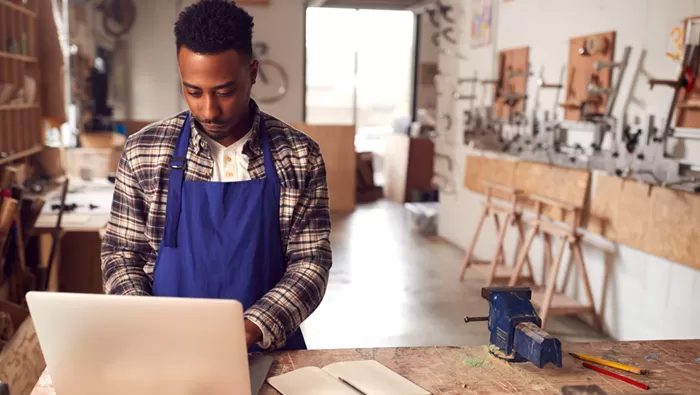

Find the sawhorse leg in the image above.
[{"left": 459, "top": 205, "right": 489, "bottom": 281}]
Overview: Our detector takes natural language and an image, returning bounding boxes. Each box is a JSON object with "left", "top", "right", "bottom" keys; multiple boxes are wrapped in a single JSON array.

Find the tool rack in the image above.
[{"left": 0, "top": 0, "right": 43, "bottom": 166}]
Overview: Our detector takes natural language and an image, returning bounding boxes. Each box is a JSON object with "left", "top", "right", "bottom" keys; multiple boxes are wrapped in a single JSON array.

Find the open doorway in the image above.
[{"left": 305, "top": 7, "right": 416, "bottom": 186}]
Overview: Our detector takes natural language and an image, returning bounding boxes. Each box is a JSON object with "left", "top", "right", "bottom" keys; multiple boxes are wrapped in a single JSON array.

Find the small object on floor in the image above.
[
  {"left": 581, "top": 362, "right": 649, "bottom": 391},
  {"left": 644, "top": 353, "right": 660, "bottom": 361},
  {"left": 463, "top": 286, "right": 562, "bottom": 368},
  {"left": 561, "top": 384, "right": 607, "bottom": 395},
  {"left": 569, "top": 352, "right": 649, "bottom": 375}
]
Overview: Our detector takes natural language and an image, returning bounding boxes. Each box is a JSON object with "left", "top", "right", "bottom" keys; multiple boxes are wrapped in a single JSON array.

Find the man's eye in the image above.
[
  {"left": 217, "top": 90, "right": 234, "bottom": 97},
  {"left": 187, "top": 91, "right": 202, "bottom": 98}
]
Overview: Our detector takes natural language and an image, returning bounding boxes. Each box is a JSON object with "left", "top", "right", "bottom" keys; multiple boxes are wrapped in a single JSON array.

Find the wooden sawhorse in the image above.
[
  {"left": 508, "top": 194, "right": 602, "bottom": 331},
  {"left": 459, "top": 181, "right": 534, "bottom": 285}
]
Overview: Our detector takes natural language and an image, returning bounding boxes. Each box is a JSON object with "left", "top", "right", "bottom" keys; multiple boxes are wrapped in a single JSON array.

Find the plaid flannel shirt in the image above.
[{"left": 101, "top": 101, "right": 332, "bottom": 350}]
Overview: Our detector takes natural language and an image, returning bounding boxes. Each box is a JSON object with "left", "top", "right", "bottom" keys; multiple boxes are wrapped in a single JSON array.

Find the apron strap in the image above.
[{"left": 162, "top": 112, "right": 192, "bottom": 247}]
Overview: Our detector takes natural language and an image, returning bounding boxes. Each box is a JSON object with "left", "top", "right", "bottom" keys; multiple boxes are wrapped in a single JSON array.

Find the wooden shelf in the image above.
[
  {"left": 0, "top": 0, "right": 36, "bottom": 17},
  {"left": 0, "top": 145, "right": 43, "bottom": 166},
  {"left": 0, "top": 51, "right": 37, "bottom": 63},
  {"left": 0, "top": 104, "right": 39, "bottom": 111}
]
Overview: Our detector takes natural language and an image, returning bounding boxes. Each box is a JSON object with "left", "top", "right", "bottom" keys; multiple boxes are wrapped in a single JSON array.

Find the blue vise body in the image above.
[{"left": 483, "top": 287, "right": 562, "bottom": 368}]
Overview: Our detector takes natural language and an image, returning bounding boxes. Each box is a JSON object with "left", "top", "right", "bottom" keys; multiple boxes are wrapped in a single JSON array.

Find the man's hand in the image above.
[{"left": 244, "top": 319, "right": 263, "bottom": 349}]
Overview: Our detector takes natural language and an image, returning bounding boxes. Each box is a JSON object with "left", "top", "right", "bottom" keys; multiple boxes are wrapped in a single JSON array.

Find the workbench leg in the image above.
[
  {"left": 487, "top": 213, "right": 511, "bottom": 285},
  {"left": 508, "top": 224, "right": 538, "bottom": 287},
  {"left": 492, "top": 213, "right": 505, "bottom": 266},
  {"left": 459, "top": 206, "right": 489, "bottom": 281},
  {"left": 539, "top": 237, "right": 568, "bottom": 329},
  {"left": 571, "top": 240, "right": 603, "bottom": 332}
]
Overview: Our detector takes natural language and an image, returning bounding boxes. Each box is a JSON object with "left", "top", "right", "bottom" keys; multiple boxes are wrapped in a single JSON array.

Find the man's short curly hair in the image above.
[{"left": 174, "top": 0, "right": 254, "bottom": 57}]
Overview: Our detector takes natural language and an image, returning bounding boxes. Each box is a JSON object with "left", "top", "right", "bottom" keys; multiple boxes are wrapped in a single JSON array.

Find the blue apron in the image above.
[{"left": 152, "top": 112, "right": 307, "bottom": 352}]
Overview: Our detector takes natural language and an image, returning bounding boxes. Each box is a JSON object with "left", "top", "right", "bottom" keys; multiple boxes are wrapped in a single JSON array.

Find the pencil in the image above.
[
  {"left": 569, "top": 352, "right": 649, "bottom": 375},
  {"left": 582, "top": 362, "right": 650, "bottom": 390}
]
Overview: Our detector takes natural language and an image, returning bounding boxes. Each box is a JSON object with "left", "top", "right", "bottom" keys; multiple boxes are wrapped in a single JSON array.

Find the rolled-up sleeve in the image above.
[
  {"left": 101, "top": 140, "right": 153, "bottom": 296},
  {"left": 244, "top": 142, "right": 332, "bottom": 350}
]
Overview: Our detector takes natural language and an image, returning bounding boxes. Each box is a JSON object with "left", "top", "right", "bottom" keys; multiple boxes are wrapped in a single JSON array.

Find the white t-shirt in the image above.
[{"left": 197, "top": 128, "right": 253, "bottom": 182}]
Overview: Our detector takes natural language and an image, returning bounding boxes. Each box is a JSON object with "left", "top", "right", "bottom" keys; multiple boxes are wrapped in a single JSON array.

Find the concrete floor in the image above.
[{"left": 300, "top": 200, "right": 610, "bottom": 350}]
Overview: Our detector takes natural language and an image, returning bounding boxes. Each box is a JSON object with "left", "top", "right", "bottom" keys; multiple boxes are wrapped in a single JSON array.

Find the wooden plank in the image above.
[
  {"left": 290, "top": 123, "right": 356, "bottom": 212},
  {"left": 31, "top": 341, "right": 700, "bottom": 394}
]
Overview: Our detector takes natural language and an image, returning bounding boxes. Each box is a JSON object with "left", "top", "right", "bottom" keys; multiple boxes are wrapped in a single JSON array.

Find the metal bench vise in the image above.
[{"left": 464, "top": 286, "right": 562, "bottom": 368}]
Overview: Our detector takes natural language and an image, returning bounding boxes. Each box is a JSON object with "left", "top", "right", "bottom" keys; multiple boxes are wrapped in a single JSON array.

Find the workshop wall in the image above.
[
  {"left": 125, "top": 0, "right": 305, "bottom": 123},
  {"left": 437, "top": 0, "right": 700, "bottom": 341}
]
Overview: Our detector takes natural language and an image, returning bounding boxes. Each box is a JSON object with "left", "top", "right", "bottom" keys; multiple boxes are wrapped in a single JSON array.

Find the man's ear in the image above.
[{"left": 250, "top": 59, "right": 259, "bottom": 85}]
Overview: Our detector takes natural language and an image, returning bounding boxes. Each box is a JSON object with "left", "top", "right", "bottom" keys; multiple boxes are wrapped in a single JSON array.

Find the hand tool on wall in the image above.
[
  {"left": 648, "top": 43, "right": 699, "bottom": 137},
  {"left": 586, "top": 46, "right": 632, "bottom": 119},
  {"left": 463, "top": 287, "right": 562, "bottom": 368}
]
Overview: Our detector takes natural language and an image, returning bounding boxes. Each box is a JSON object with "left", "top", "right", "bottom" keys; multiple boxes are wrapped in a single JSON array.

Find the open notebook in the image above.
[{"left": 266, "top": 360, "right": 432, "bottom": 395}]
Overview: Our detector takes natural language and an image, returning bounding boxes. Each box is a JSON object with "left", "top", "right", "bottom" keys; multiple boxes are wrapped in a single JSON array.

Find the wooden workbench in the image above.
[{"left": 30, "top": 340, "right": 699, "bottom": 394}]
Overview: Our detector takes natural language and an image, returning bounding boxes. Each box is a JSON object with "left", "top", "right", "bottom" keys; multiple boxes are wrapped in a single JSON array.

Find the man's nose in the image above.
[{"left": 201, "top": 95, "right": 222, "bottom": 121}]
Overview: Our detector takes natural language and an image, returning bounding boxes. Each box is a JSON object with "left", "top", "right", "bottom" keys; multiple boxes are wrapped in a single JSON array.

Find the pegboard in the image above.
[
  {"left": 494, "top": 46, "right": 530, "bottom": 120},
  {"left": 562, "top": 31, "right": 616, "bottom": 121}
]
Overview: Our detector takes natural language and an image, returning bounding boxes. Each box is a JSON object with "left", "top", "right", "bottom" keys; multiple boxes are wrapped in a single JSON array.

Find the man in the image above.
[{"left": 101, "top": 0, "right": 332, "bottom": 352}]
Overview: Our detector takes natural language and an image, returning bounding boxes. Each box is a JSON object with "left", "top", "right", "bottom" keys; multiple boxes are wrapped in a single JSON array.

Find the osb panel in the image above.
[
  {"left": 494, "top": 46, "right": 530, "bottom": 120},
  {"left": 613, "top": 181, "right": 653, "bottom": 250},
  {"left": 463, "top": 156, "right": 516, "bottom": 201},
  {"left": 513, "top": 161, "right": 590, "bottom": 222},
  {"left": 589, "top": 176, "right": 700, "bottom": 271},
  {"left": 587, "top": 174, "right": 622, "bottom": 239},
  {"left": 564, "top": 31, "right": 616, "bottom": 121},
  {"left": 647, "top": 187, "right": 700, "bottom": 268}
]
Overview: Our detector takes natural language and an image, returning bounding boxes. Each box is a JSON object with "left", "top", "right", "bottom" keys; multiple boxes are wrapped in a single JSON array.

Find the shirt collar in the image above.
[{"left": 189, "top": 99, "right": 263, "bottom": 156}]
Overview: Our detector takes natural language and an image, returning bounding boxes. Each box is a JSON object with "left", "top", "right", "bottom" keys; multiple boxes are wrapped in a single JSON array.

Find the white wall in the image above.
[
  {"left": 125, "top": 0, "right": 305, "bottom": 123},
  {"left": 437, "top": 0, "right": 700, "bottom": 340}
]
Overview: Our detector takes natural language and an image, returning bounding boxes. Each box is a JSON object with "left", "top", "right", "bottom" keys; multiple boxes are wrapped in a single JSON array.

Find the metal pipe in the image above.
[{"left": 605, "top": 46, "right": 632, "bottom": 116}]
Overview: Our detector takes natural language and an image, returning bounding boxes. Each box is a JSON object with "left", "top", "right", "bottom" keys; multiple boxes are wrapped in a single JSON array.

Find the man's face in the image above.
[{"left": 177, "top": 47, "right": 258, "bottom": 141}]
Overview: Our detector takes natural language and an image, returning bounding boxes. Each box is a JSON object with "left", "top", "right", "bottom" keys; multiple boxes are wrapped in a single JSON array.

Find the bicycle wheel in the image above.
[{"left": 252, "top": 60, "right": 288, "bottom": 104}]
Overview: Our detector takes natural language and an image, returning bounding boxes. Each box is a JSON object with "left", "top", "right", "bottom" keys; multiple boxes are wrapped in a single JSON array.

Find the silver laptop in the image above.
[{"left": 26, "top": 291, "right": 265, "bottom": 395}]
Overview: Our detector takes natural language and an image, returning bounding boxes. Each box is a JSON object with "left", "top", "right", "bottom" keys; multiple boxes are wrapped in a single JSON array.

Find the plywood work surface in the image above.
[
  {"left": 31, "top": 340, "right": 700, "bottom": 394},
  {"left": 589, "top": 175, "right": 700, "bottom": 270}
]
